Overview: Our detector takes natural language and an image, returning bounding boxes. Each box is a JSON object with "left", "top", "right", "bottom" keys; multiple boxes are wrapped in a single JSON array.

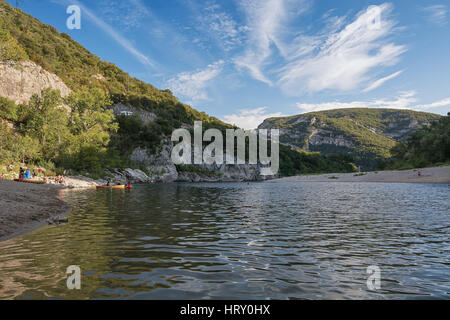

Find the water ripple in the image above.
[{"left": 0, "top": 182, "right": 448, "bottom": 299}]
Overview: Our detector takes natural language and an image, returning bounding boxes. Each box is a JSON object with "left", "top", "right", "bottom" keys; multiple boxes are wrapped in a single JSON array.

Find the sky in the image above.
[{"left": 7, "top": 0, "right": 450, "bottom": 129}]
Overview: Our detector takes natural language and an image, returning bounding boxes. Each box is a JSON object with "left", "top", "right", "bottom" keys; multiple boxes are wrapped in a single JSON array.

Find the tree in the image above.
[
  {"left": 65, "top": 88, "right": 117, "bottom": 153},
  {"left": 0, "top": 18, "right": 28, "bottom": 61},
  {"left": 0, "top": 97, "right": 18, "bottom": 121},
  {"left": 20, "top": 89, "right": 69, "bottom": 160}
]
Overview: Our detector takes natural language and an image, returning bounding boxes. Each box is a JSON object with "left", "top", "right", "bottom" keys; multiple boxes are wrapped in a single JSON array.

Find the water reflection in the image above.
[{"left": 0, "top": 182, "right": 449, "bottom": 299}]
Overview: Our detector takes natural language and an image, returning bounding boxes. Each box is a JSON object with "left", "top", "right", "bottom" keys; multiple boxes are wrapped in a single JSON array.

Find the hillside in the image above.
[
  {"left": 0, "top": 1, "right": 229, "bottom": 130},
  {"left": 259, "top": 108, "right": 442, "bottom": 170},
  {"left": 379, "top": 113, "right": 450, "bottom": 169},
  {"left": 0, "top": 0, "right": 360, "bottom": 180}
]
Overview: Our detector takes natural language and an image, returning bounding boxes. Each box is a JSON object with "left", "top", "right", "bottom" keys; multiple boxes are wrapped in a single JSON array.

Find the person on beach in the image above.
[
  {"left": 25, "top": 169, "right": 31, "bottom": 179},
  {"left": 32, "top": 170, "right": 37, "bottom": 178},
  {"left": 19, "top": 167, "right": 24, "bottom": 179}
]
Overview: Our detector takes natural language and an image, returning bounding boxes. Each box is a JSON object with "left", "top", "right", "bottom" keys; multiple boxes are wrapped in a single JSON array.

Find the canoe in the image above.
[
  {"left": 14, "top": 178, "right": 45, "bottom": 184},
  {"left": 96, "top": 185, "right": 131, "bottom": 189}
]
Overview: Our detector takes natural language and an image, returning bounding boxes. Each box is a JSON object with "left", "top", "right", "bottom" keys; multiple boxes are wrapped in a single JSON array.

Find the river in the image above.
[{"left": 0, "top": 182, "right": 448, "bottom": 299}]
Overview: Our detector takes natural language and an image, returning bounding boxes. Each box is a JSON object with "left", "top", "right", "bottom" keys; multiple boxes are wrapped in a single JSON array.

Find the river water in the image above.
[{"left": 0, "top": 182, "right": 448, "bottom": 299}]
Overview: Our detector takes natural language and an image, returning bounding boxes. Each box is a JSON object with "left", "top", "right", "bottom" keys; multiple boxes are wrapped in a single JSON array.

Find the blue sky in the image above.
[{"left": 7, "top": 0, "right": 450, "bottom": 128}]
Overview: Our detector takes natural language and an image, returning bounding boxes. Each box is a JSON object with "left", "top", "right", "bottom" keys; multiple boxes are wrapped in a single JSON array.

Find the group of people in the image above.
[
  {"left": 19, "top": 167, "right": 44, "bottom": 179},
  {"left": 19, "top": 167, "right": 33, "bottom": 179},
  {"left": 55, "top": 175, "right": 66, "bottom": 184},
  {"left": 17, "top": 167, "right": 67, "bottom": 184}
]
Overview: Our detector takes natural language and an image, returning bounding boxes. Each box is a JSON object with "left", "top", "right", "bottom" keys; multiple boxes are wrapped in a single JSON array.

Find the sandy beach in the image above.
[
  {"left": 0, "top": 180, "right": 71, "bottom": 242},
  {"left": 268, "top": 166, "right": 450, "bottom": 184}
]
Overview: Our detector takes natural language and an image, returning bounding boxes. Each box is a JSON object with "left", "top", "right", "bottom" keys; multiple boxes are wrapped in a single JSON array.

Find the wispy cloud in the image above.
[
  {"left": 234, "top": 0, "right": 309, "bottom": 85},
  {"left": 197, "top": 3, "right": 248, "bottom": 52},
  {"left": 415, "top": 97, "right": 450, "bottom": 109},
  {"left": 99, "top": 0, "right": 151, "bottom": 30},
  {"left": 52, "top": 0, "right": 155, "bottom": 68},
  {"left": 278, "top": 3, "right": 406, "bottom": 95},
  {"left": 166, "top": 60, "right": 225, "bottom": 103},
  {"left": 423, "top": 5, "right": 448, "bottom": 26},
  {"left": 296, "top": 91, "right": 450, "bottom": 113},
  {"left": 363, "top": 70, "right": 404, "bottom": 92},
  {"left": 222, "top": 107, "right": 285, "bottom": 130}
]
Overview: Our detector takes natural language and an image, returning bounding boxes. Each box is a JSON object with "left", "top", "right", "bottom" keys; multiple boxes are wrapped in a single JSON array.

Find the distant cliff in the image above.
[{"left": 259, "top": 108, "right": 442, "bottom": 170}]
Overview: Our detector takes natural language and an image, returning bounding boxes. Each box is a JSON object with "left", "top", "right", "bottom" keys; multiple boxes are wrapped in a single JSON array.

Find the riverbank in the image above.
[
  {"left": 267, "top": 166, "right": 450, "bottom": 184},
  {"left": 1, "top": 165, "right": 448, "bottom": 242},
  {"left": 0, "top": 180, "right": 71, "bottom": 242}
]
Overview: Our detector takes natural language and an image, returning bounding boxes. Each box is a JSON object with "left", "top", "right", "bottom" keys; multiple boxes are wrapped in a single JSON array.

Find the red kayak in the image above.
[{"left": 14, "top": 178, "right": 45, "bottom": 184}]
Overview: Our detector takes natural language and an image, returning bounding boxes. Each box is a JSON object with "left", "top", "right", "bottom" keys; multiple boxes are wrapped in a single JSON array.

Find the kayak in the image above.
[
  {"left": 96, "top": 185, "right": 132, "bottom": 189},
  {"left": 14, "top": 178, "right": 45, "bottom": 184}
]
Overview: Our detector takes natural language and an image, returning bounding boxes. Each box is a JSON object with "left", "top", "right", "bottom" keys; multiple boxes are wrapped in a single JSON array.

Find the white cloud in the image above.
[
  {"left": 424, "top": 5, "right": 448, "bottom": 26},
  {"left": 415, "top": 98, "right": 450, "bottom": 109},
  {"left": 363, "top": 70, "right": 404, "bottom": 92},
  {"left": 234, "top": 0, "right": 308, "bottom": 85},
  {"left": 222, "top": 107, "right": 285, "bottom": 130},
  {"left": 279, "top": 3, "right": 406, "bottom": 95},
  {"left": 296, "top": 91, "right": 450, "bottom": 113},
  {"left": 167, "top": 60, "right": 225, "bottom": 103}
]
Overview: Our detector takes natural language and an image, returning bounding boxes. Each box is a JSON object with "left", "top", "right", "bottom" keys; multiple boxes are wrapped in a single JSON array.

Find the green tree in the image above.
[
  {"left": 0, "top": 97, "right": 18, "bottom": 121},
  {"left": 380, "top": 114, "right": 450, "bottom": 169},
  {"left": 64, "top": 88, "right": 117, "bottom": 153},
  {"left": 0, "top": 18, "right": 28, "bottom": 61},
  {"left": 20, "top": 89, "right": 69, "bottom": 160},
  {"left": 15, "top": 134, "right": 40, "bottom": 164}
]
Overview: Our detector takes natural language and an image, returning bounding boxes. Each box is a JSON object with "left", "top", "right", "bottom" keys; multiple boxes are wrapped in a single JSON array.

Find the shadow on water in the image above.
[{"left": 0, "top": 182, "right": 449, "bottom": 299}]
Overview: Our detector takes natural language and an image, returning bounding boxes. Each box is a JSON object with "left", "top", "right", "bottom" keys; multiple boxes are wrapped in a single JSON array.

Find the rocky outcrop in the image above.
[
  {"left": 308, "top": 129, "right": 354, "bottom": 149},
  {"left": 0, "top": 60, "right": 71, "bottom": 104},
  {"left": 128, "top": 143, "right": 270, "bottom": 183},
  {"left": 259, "top": 109, "right": 442, "bottom": 170},
  {"left": 109, "top": 103, "right": 157, "bottom": 125},
  {"left": 176, "top": 164, "right": 264, "bottom": 182},
  {"left": 130, "top": 144, "right": 179, "bottom": 182}
]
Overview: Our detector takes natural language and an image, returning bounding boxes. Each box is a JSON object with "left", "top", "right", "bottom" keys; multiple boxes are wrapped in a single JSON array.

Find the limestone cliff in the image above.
[
  {"left": 0, "top": 60, "right": 71, "bottom": 104},
  {"left": 126, "top": 143, "right": 267, "bottom": 183},
  {"left": 259, "top": 108, "right": 442, "bottom": 170}
]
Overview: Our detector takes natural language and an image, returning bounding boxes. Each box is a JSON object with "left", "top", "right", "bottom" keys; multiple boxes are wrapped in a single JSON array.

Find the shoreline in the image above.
[
  {"left": 0, "top": 180, "right": 72, "bottom": 243},
  {"left": 267, "top": 165, "right": 450, "bottom": 184},
  {"left": 1, "top": 165, "right": 448, "bottom": 243}
]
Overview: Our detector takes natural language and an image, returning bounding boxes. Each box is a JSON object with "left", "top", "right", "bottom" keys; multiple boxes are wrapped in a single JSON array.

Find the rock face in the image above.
[
  {"left": 0, "top": 60, "right": 71, "bottom": 104},
  {"left": 260, "top": 116, "right": 355, "bottom": 152},
  {"left": 176, "top": 164, "right": 263, "bottom": 182},
  {"left": 259, "top": 108, "right": 442, "bottom": 170},
  {"left": 109, "top": 103, "right": 157, "bottom": 125},
  {"left": 127, "top": 143, "right": 270, "bottom": 183},
  {"left": 130, "top": 144, "right": 179, "bottom": 182}
]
